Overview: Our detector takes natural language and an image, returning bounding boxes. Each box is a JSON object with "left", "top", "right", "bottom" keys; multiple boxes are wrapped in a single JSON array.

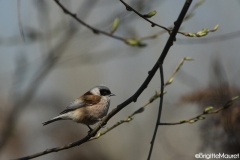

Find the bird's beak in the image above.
[{"left": 110, "top": 93, "right": 116, "bottom": 96}]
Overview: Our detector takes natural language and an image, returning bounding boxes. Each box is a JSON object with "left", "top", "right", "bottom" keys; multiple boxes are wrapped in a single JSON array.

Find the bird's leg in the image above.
[{"left": 87, "top": 125, "right": 93, "bottom": 134}]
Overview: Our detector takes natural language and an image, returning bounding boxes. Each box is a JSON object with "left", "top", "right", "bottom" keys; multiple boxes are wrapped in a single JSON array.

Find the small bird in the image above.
[{"left": 42, "top": 85, "right": 115, "bottom": 131}]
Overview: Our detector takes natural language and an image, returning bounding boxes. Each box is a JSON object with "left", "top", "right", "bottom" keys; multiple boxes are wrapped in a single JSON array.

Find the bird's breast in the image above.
[{"left": 73, "top": 97, "right": 110, "bottom": 125}]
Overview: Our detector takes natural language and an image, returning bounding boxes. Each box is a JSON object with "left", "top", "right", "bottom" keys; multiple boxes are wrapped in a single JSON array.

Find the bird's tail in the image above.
[{"left": 42, "top": 117, "right": 62, "bottom": 126}]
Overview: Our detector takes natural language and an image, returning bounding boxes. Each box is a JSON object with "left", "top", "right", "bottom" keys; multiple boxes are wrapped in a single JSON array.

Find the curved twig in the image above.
[
  {"left": 159, "top": 96, "right": 239, "bottom": 125},
  {"left": 54, "top": 0, "right": 126, "bottom": 42}
]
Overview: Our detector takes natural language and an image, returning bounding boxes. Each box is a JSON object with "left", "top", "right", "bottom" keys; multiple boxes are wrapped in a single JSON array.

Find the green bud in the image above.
[
  {"left": 231, "top": 96, "right": 239, "bottom": 101},
  {"left": 126, "top": 117, "right": 133, "bottom": 122},
  {"left": 204, "top": 106, "right": 213, "bottom": 113},
  {"left": 212, "top": 24, "right": 219, "bottom": 31},
  {"left": 196, "top": 28, "right": 209, "bottom": 37},
  {"left": 188, "top": 33, "right": 196, "bottom": 37},
  {"left": 189, "top": 119, "right": 197, "bottom": 123},
  {"left": 111, "top": 18, "right": 120, "bottom": 33},
  {"left": 168, "top": 77, "right": 174, "bottom": 84},
  {"left": 144, "top": 10, "right": 157, "bottom": 18},
  {"left": 185, "top": 57, "right": 194, "bottom": 61},
  {"left": 96, "top": 132, "right": 101, "bottom": 137},
  {"left": 125, "top": 39, "right": 140, "bottom": 46},
  {"left": 198, "top": 116, "right": 205, "bottom": 120}
]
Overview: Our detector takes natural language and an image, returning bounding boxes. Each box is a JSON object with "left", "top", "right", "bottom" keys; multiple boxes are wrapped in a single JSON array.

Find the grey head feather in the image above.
[
  {"left": 90, "top": 85, "right": 110, "bottom": 96},
  {"left": 94, "top": 85, "right": 114, "bottom": 96},
  {"left": 96, "top": 84, "right": 110, "bottom": 91}
]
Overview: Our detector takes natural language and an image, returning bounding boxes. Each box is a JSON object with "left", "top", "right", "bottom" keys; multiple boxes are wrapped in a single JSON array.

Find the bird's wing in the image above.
[
  {"left": 60, "top": 99, "right": 85, "bottom": 114},
  {"left": 60, "top": 95, "right": 101, "bottom": 114}
]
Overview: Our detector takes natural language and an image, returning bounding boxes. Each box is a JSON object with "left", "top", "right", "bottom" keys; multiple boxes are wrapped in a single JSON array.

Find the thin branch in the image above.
[
  {"left": 165, "top": 57, "right": 193, "bottom": 86},
  {"left": 148, "top": 0, "right": 193, "bottom": 159},
  {"left": 54, "top": 0, "right": 126, "bottom": 43},
  {"left": 147, "top": 64, "right": 164, "bottom": 160},
  {"left": 139, "top": 1, "right": 197, "bottom": 44},
  {"left": 15, "top": 135, "right": 91, "bottom": 160},
  {"left": 120, "top": 0, "right": 201, "bottom": 38},
  {"left": 177, "top": 30, "right": 240, "bottom": 44},
  {"left": 138, "top": 0, "right": 202, "bottom": 41},
  {"left": 120, "top": 0, "right": 170, "bottom": 32},
  {"left": 159, "top": 96, "right": 239, "bottom": 125},
  {"left": 121, "top": 0, "right": 218, "bottom": 40}
]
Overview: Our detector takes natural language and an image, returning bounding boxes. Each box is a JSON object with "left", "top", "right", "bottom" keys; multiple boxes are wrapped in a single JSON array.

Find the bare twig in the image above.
[
  {"left": 139, "top": 0, "right": 204, "bottom": 41},
  {"left": 120, "top": 0, "right": 215, "bottom": 39},
  {"left": 165, "top": 57, "right": 193, "bottom": 86},
  {"left": 147, "top": 64, "right": 164, "bottom": 160},
  {"left": 177, "top": 30, "right": 240, "bottom": 44},
  {"left": 159, "top": 96, "right": 239, "bottom": 125},
  {"left": 54, "top": 0, "right": 126, "bottom": 43},
  {"left": 120, "top": 0, "right": 170, "bottom": 32},
  {"left": 147, "top": 0, "right": 193, "bottom": 159}
]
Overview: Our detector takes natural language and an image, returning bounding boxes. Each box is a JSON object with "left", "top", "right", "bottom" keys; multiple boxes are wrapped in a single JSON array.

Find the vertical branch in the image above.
[
  {"left": 147, "top": 65, "right": 164, "bottom": 160},
  {"left": 159, "top": 0, "right": 192, "bottom": 63},
  {"left": 147, "top": 0, "right": 193, "bottom": 159}
]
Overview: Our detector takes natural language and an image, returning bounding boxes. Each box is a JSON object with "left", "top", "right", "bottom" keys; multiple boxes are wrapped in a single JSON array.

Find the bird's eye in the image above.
[{"left": 100, "top": 89, "right": 110, "bottom": 96}]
